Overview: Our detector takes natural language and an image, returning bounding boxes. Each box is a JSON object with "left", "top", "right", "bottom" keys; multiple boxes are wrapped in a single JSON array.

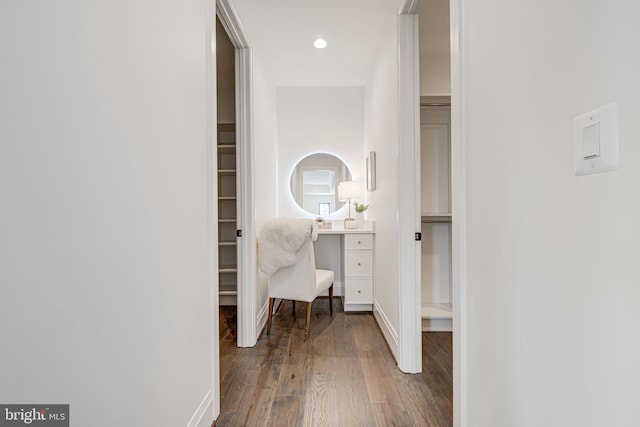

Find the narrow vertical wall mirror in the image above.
[{"left": 290, "top": 153, "right": 352, "bottom": 215}]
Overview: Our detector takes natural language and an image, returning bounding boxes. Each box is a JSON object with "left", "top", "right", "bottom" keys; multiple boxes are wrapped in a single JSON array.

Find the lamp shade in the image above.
[{"left": 337, "top": 181, "right": 359, "bottom": 202}]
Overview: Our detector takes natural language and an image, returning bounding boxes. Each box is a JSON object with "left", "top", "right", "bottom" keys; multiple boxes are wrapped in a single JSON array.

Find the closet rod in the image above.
[{"left": 420, "top": 102, "right": 451, "bottom": 107}]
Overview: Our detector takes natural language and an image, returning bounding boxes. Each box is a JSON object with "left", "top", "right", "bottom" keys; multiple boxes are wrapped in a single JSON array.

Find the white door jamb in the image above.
[
  {"left": 397, "top": 0, "right": 423, "bottom": 375},
  {"left": 450, "top": 0, "right": 467, "bottom": 425},
  {"left": 397, "top": 2, "right": 468, "bottom": 427},
  {"left": 216, "top": 0, "right": 256, "bottom": 349}
]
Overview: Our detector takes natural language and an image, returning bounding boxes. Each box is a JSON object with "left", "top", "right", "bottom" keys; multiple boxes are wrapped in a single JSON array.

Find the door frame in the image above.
[
  {"left": 216, "top": 0, "right": 256, "bottom": 349},
  {"left": 397, "top": 0, "right": 466, "bottom": 425},
  {"left": 397, "top": 4, "right": 422, "bottom": 375},
  {"left": 209, "top": 0, "right": 255, "bottom": 421},
  {"left": 449, "top": 1, "right": 467, "bottom": 424}
]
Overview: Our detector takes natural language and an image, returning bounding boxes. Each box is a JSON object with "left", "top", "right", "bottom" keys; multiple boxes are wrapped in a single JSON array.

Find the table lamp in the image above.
[{"left": 338, "top": 181, "right": 359, "bottom": 228}]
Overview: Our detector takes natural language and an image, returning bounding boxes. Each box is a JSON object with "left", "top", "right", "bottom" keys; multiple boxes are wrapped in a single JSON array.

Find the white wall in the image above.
[
  {"left": 216, "top": 17, "right": 236, "bottom": 124},
  {"left": 276, "top": 87, "right": 365, "bottom": 219},
  {"left": 419, "top": 0, "right": 450, "bottom": 96},
  {"left": 462, "top": 0, "right": 640, "bottom": 425},
  {"left": 0, "top": 1, "right": 214, "bottom": 426},
  {"left": 420, "top": 53, "right": 450, "bottom": 96},
  {"left": 252, "top": 53, "right": 279, "bottom": 325},
  {"left": 365, "top": 20, "right": 401, "bottom": 356}
]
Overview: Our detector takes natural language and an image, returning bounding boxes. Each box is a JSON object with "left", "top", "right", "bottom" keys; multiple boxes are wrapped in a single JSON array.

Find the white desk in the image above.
[{"left": 315, "top": 222, "right": 375, "bottom": 312}]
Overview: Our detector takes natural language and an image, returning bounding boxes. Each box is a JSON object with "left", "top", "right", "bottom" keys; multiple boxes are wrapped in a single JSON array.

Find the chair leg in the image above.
[
  {"left": 304, "top": 301, "right": 313, "bottom": 341},
  {"left": 292, "top": 300, "right": 296, "bottom": 320},
  {"left": 266, "top": 298, "right": 274, "bottom": 336},
  {"left": 329, "top": 284, "right": 334, "bottom": 317}
]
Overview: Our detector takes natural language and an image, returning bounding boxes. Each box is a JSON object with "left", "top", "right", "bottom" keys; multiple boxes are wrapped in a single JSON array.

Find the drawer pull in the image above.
[
  {"left": 357, "top": 262, "right": 361, "bottom": 266},
  {"left": 357, "top": 240, "right": 361, "bottom": 244},
  {"left": 357, "top": 290, "right": 362, "bottom": 293}
]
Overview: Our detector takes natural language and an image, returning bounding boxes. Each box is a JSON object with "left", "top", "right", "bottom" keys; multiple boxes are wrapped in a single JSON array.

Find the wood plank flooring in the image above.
[{"left": 217, "top": 299, "right": 452, "bottom": 426}]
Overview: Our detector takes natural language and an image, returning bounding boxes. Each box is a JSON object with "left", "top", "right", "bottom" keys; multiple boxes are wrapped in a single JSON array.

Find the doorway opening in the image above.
[
  {"left": 212, "top": 0, "right": 256, "bottom": 419},
  {"left": 399, "top": 0, "right": 464, "bottom": 424},
  {"left": 419, "top": 96, "right": 452, "bottom": 331},
  {"left": 216, "top": 16, "right": 239, "bottom": 345},
  {"left": 215, "top": 0, "right": 256, "bottom": 350}
]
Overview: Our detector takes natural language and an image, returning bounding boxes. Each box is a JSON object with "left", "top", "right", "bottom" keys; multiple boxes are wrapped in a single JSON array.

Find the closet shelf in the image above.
[
  {"left": 219, "top": 266, "right": 237, "bottom": 273},
  {"left": 421, "top": 303, "right": 453, "bottom": 319},
  {"left": 421, "top": 213, "right": 452, "bottom": 224},
  {"left": 217, "top": 123, "right": 237, "bottom": 307}
]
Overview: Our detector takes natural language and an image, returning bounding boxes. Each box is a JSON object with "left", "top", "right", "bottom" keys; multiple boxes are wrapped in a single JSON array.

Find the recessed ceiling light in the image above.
[{"left": 313, "top": 39, "right": 327, "bottom": 49}]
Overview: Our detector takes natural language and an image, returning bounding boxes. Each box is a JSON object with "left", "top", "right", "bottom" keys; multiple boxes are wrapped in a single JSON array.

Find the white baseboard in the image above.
[
  {"left": 186, "top": 389, "right": 213, "bottom": 427},
  {"left": 256, "top": 299, "right": 268, "bottom": 337},
  {"left": 373, "top": 299, "right": 399, "bottom": 358},
  {"left": 334, "top": 280, "right": 343, "bottom": 297},
  {"left": 344, "top": 303, "right": 373, "bottom": 312}
]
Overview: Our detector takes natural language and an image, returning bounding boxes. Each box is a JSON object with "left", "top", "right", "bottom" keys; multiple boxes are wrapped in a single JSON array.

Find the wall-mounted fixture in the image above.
[
  {"left": 366, "top": 151, "right": 376, "bottom": 191},
  {"left": 290, "top": 153, "right": 352, "bottom": 215},
  {"left": 338, "top": 181, "right": 359, "bottom": 228},
  {"left": 573, "top": 103, "right": 619, "bottom": 176}
]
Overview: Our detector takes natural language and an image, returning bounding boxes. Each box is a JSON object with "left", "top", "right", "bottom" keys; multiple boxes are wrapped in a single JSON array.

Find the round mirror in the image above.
[{"left": 290, "top": 153, "right": 352, "bottom": 216}]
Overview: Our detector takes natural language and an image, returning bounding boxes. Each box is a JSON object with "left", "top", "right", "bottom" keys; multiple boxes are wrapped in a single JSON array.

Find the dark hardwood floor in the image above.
[{"left": 217, "top": 299, "right": 452, "bottom": 426}]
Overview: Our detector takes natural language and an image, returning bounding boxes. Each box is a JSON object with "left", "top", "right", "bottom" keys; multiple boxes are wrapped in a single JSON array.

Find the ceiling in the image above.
[{"left": 230, "top": 0, "right": 403, "bottom": 86}]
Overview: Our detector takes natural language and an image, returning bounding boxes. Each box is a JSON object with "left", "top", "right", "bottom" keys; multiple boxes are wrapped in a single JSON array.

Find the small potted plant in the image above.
[{"left": 353, "top": 201, "right": 369, "bottom": 229}]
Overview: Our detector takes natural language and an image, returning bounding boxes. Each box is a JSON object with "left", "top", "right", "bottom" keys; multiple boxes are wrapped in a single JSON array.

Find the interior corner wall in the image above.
[
  {"left": 0, "top": 1, "right": 213, "bottom": 426},
  {"left": 365, "top": 18, "right": 400, "bottom": 357},
  {"left": 463, "top": 0, "right": 640, "bottom": 425},
  {"left": 276, "top": 87, "right": 365, "bottom": 219}
]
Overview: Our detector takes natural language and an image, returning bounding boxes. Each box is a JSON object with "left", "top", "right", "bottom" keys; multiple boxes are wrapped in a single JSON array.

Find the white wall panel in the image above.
[
  {"left": 462, "top": 0, "right": 640, "bottom": 425},
  {"left": 365, "top": 19, "right": 401, "bottom": 357},
  {"left": 276, "top": 87, "right": 365, "bottom": 219},
  {"left": 0, "top": 0, "right": 214, "bottom": 425},
  {"left": 251, "top": 53, "right": 279, "bottom": 327}
]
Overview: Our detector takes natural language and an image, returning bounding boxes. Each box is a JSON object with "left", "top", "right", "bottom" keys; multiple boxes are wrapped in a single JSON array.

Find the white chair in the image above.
[{"left": 264, "top": 232, "right": 334, "bottom": 341}]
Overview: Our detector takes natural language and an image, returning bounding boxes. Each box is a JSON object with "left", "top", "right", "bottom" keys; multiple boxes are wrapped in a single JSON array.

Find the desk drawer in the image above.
[
  {"left": 345, "top": 234, "right": 373, "bottom": 249},
  {"left": 345, "top": 250, "right": 373, "bottom": 275},
  {"left": 345, "top": 278, "right": 373, "bottom": 304}
]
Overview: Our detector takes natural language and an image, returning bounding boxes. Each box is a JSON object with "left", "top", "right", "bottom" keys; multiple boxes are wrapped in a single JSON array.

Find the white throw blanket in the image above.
[{"left": 257, "top": 218, "right": 318, "bottom": 276}]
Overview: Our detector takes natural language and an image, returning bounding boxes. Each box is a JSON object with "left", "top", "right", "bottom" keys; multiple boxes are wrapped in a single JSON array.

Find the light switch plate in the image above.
[{"left": 573, "top": 103, "right": 619, "bottom": 176}]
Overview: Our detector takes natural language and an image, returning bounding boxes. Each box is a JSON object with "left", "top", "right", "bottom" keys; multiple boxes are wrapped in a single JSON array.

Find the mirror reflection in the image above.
[{"left": 290, "top": 153, "right": 352, "bottom": 215}]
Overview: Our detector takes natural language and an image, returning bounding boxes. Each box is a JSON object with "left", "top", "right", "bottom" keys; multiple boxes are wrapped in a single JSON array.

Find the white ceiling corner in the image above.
[{"left": 229, "top": 0, "right": 403, "bottom": 87}]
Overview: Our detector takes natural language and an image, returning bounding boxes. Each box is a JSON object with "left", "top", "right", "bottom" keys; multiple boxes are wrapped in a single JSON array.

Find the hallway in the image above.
[{"left": 217, "top": 300, "right": 452, "bottom": 426}]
